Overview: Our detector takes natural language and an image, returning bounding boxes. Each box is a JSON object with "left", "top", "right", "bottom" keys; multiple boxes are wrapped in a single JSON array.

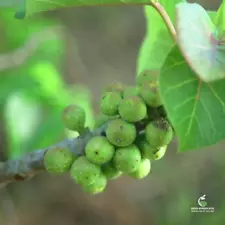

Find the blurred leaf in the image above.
[
  {"left": 215, "top": 0, "right": 225, "bottom": 36},
  {"left": 25, "top": 0, "right": 150, "bottom": 16},
  {"left": 208, "top": 11, "right": 217, "bottom": 22},
  {"left": 23, "top": 107, "right": 65, "bottom": 154},
  {"left": 28, "top": 61, "right": 68, "bottom": 104},
  {"left": 0, "top": 9, "right": 94, "bottom": 159},
  {"left": 176, "top": 2, "right": 225, "bottom": 82},
  {"left": 0, "top": 71, "right": 39, "bottom": 108},
  {"left": 29, "top": 62, "right": 95, "bottom": 129},
  {"left": 159, "top": 46, "right": 225, "bottom": 152},
  {"left": 0, "top": 9, "right": 62, "bottom": 52},
  {"left": 4, "top": 93, "right": 43, "bottom": 159},
  {"left": 137, "top": 0, "right": 183, "bottom": 75}
]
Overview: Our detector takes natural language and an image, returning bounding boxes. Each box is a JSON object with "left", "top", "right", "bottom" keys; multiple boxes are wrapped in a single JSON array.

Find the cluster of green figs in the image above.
[{"left": 44, "top": 72, "right": 174, "bottom": 195}]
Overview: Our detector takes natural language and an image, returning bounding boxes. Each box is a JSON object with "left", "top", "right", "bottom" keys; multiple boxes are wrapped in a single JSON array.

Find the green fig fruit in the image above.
[
  {"left": 106, "top": 119, "right": 137, "bottom": 147},
  {"left": 82, "top": 173, "right": 107, "bottom": 195},
  {"left": 104, "top": 81, "right": 124, "bottom": 96},
  {"left": 118, "top": 96, "right": 147, "bottom": 122},
  {"left": 113, "top": 144, "right": 141, "bottom": 173},
  {"left": 94, "top": 114, "right": 118, "bottom": 129},
  {"left": 136, "top": 70, "right": 158, "bottom": 86},
  {"left": 145, "top": 118, "right": 173, "bottom": 148},
  {"left": 44, "top": 147, "right": 75, "bottom": 174},
  {"left": 85, "top": 136, "right": 115, "bottom": 165},
  {"left": 123, "top": 86, "right": 139, "bottom": 98},
  {"left": 101, "top": 161, "right": 122, "bottom": 180},
  {"left": 70, "top": 156, "right": 101, "bottom": 186},
  {"left": 139, "top": 80, "right": 162, "bottom": 107},
  {"left": 62, "top": 104, "right": 85, "bottom": 133},
  {"left": 138, "top": 138, "right": 167, "bottom": 160},
  {"left": 128, "top": 158, "right": 151, "bottom": 179},
  {"left": 100, "top": 92, "right": 122, "bottom": 116}
]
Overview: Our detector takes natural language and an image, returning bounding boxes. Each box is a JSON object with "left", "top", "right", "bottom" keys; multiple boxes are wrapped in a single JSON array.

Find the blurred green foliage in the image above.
[{"left": 0, "top": 9, "right": 94, "bottom": 159}]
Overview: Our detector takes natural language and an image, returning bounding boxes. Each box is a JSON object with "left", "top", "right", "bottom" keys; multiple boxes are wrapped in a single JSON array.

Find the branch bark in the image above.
[{"left": 0, "top": 124, "right": 107, "bottom": 188}]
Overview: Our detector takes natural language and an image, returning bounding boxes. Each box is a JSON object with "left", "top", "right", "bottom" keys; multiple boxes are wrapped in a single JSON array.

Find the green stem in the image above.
[{"left": 149, "top": 0, "right": 177, "bottom": 42}]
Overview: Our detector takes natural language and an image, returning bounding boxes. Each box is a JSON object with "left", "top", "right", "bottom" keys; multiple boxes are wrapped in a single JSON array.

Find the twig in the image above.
[{"left": 0, "top": 124, "right": 107, "bottom": 188}]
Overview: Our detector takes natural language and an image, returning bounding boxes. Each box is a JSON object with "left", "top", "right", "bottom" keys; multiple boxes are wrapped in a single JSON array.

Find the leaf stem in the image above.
[{"left": 149, "top": 1, "right": 177, "bottom": 42}]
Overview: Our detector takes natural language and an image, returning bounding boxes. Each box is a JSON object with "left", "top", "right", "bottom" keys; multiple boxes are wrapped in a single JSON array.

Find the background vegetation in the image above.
[{"left": 0, "top": 0, "right": 224, "bottom": 224}]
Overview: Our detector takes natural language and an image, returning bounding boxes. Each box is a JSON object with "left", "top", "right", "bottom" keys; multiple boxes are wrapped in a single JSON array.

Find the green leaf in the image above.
[
  {"left": 25, "top": 0, "right": 149, "bottom": 16},
  {"left": 0, "top": 9, "right": 94, "bottom": 158},
  {"left": 215, "top": 0, "right": 225, "bottom": 36},
  {"left": 0, "top": 9, "right": 61, "bottom": 52},
  {"left": 4, "top": 93, "right": 43, "bottom": 159},
  {"left": 0, "top": 71, "right": 39, "bottom": 108},
  {"left": 176, "top": 2, "right": 225, "bottom": 82},
  {"left": 137, "top": 0, "right": 183, "bottom": 75},
  {"left": 208, "top": 11, "right": 217, "bottom": 23},
  {"left": 159, "top": 45, "right": 225, "bottom": 152},
  {"left": 23, "top": 107, "right": 65, "bottom": 154}
]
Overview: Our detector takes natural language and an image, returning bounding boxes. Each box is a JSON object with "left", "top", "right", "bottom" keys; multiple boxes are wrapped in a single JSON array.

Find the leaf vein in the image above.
[
  {"left": 195, "top": 115, "right": 204, "bottom": 143},
  {"left": 174, "top": 97, "right": 195, "bottom": 111},
  {"left": 163, "top": 78, "right": 197, "bottom": 95},
  {"left": 161, "top": 60, "right": 186, "bottom": 74},
  {"left": 207, "top": 83, "right": 225, "bottom": 113},
  {"left": 199, "top": 98, "right": 216, "bottom": 140},
  {"left": 185, "top": 80, "right": 202, "bottom": 137},
  {"left": 177, "top": 115, "right": 191, "bottom": 127}
]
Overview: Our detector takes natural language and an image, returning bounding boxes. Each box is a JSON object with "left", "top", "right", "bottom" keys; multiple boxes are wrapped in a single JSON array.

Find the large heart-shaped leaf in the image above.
[
  {"left": 159, "top": 46, "right": 225, "bottom": 152},
  {"left": 175, "top": 2, "right": 225, "bottom": 82}
]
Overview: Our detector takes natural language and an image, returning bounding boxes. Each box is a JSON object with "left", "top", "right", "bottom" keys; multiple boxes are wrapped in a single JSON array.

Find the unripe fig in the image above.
[
  {"left": 123, "top": 86, "right": 139, "bottom": 98},
  {"left": 113, "top": 144, "right": 141, "bottom": 173},
  {"left": 139, "top": 80, "right": 162, "bottom": 107},
  {"left": 82, "top": 173, "right": 107, "bottom": 195},
  {"left": 106, "top": 119, "right": 137, "bottom": 147},
  {"left": 100, "top": 92, "right": 122, "bottom": 116},
  {"left": 145, "top": 118, "right": 173, "bottom": 148},
  {"left": 153, "top": 145, "right": 167, "bottom": 160},
  {"left": 85, "top": 136, "right": 115, "bottom": 165},
  {"left": 94, "top": 114, "right": 118, "bottom": 129},
  {"left": 104, "top": 81, "right": 124, "bottom": 96},
  {"left": 128, "top": 158, "right": 151, "bottom": 179},
  {"left": 138, "top": 139, "right": 167, "bottom": 160},
  {"left": 70, "top": 156, "right": 101, "bottom": 186},
  {"left": 136, "top": 71, "right": 158, "bottom": 86},
  {"left": 101, "top": 161, "right": 122, "bottom": 180},
  {"left": 62, "top": 104, "right": 85, "bottom": 133},
  {"left": 118, "top": 96, "right": 147, "bottom": 122},
  {"left": 44, "top": 147, "right": 75, "bottom": 174}
]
